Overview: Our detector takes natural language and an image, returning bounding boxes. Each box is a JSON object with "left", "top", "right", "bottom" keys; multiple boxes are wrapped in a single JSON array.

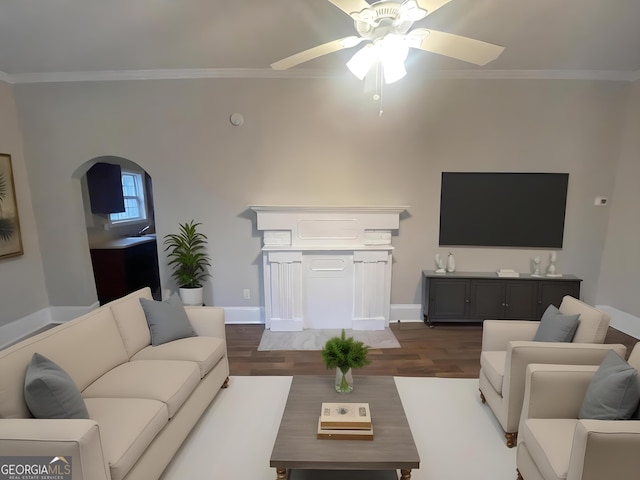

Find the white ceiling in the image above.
[{"left": 1, "top": 0, "right": 640, "bottom": 83}]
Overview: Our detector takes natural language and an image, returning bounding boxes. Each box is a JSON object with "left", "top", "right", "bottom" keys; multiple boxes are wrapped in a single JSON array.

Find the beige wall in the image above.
[
  {"left": 0, "top": 81, "right": 49, "bottom": 325},
  {"left": 9, "top": 76, "right": 630, "bottom": 315},
  {"left": 597, "top": 82, "right": 640, "bottom": 316}
]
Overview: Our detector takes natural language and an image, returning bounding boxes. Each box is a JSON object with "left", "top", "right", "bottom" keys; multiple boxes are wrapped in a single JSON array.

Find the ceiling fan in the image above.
[{"left": 271, "top": 0, "right": 504, "bottom": 85}]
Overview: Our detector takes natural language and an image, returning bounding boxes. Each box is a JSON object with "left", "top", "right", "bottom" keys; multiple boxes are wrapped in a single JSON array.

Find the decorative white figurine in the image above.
[
  {"left": 546, "top": 251, "right": 561, "bottom": 277},
  {"left": 532, "top": 256, "right": 542, "bottom": 277},
  {"left": 446, "top": 252, "right": 456, "bottom": 273},
  {"left": 435, "top": 254, "right": 446, "bottom": 273}
]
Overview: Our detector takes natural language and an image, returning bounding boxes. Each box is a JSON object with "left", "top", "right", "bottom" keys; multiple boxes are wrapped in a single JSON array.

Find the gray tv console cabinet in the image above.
[{"left": 422, "top": 270, "right": 582, "bottom": 326}]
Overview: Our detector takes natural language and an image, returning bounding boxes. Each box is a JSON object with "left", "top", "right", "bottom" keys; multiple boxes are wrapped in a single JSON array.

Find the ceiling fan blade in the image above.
[
  {"left": 271, "top": 37, "right": 364, "bottom": 70},
  {"left": 416, "top": 0, "right": 453, "bottom": 16},
  {"left": 327, "top": 0, "right": 371, "bottom": 16},
  {"left": 411, "top": 29, "right": 504, "bottom": 66}
]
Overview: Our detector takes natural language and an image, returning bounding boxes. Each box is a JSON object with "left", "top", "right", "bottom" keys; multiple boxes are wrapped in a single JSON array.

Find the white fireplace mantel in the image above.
[{"left": 250, "top": 205, "right": 408, "bottom": 331}]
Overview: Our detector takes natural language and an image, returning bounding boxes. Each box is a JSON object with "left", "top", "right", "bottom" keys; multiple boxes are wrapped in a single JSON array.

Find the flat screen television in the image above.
[{"left": 439, "top": 172, "right": 569, "bottom": 248}]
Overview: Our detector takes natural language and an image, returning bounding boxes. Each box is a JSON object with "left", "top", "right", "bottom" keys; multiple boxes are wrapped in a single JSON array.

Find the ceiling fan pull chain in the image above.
[{"left": 377, "top": 64, "right": 384, "bottom": 117}]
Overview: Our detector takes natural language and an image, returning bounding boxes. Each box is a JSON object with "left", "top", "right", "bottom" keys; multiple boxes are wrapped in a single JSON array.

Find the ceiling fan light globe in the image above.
[
  {"left": 347, "top": 44, "right": 376, "bottom": 80},
  {"left": 378, "top": 34, "right": 410, "bottom": 63},
  {"left": 383, "top": 60, "right": 407, "bottom": 84}
]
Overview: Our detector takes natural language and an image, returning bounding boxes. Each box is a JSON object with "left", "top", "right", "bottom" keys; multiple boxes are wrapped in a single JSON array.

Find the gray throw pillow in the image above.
[
  {"left": 579, "top": 350, "right": 640, "bottom": 420},
  {"left": 140, "top": 292, "right": 196, "bottom": 346},
  {"left": 533, "top": 304, "right": 580, "bottom": 342},
  {"left": 24, "top": 353, "right": 89, "bottom": 419}
]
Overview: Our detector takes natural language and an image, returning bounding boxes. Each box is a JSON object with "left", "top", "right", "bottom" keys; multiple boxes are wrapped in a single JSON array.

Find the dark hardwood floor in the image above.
[{"left": 226, "top": 321, "right": 639, "bottom": 378}]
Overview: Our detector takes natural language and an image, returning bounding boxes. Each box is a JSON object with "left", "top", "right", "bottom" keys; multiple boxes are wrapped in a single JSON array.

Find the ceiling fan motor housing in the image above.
[{"left": 353, "top": 1, "right": 419, "bottom": 40}]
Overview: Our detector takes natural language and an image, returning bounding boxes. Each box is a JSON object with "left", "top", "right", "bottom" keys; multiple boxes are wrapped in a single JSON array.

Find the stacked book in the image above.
[
  {"left": 317, "top": 402, "right": 373, "bottom": 440},
  {"left": 496, "top": 269, "right": 520, "bottom": 278}
]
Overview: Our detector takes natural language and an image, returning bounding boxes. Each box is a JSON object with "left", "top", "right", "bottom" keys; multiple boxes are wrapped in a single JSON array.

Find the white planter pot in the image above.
[{"left": 179, "top": 287, "right": 204, "bottom": 306}]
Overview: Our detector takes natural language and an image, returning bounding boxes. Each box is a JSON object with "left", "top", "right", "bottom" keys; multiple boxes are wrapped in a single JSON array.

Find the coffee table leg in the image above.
[
  {"left": 275, "top": 467, "right": 287, "bottom": 480},
  {"left": 400, "top": 469, "right": 412, "bottom": 479}
]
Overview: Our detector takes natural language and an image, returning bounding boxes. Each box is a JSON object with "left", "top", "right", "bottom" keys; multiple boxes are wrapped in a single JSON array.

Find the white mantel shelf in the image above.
[
  {"left": 251, "top": 205, "right": 408, "bottom": 332},
  {"left": 249, "top": 205, "right": 409, "bottom": 213},
  {"left": 260, "top": 245, "right": 395, "bottom": 251}
]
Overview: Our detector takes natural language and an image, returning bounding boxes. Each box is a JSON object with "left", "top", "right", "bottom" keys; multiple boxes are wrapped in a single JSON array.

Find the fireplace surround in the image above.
[{"left": 250, "top": 205, "right": 407, "bottom": 331}]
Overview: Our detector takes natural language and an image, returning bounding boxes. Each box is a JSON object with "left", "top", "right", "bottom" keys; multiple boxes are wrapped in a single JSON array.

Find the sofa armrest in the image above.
[
  {"left": 481, "top": 320, "right": 539, "bottom": 351},
  {"left": 185, "top": 306, "right": 226, "bottom": 339},
  {"left": 0, "top": 419, "right": 110, "bottom": 480},
  {"left": 568, "top": 420, "right": 640, "bottom": 480}
]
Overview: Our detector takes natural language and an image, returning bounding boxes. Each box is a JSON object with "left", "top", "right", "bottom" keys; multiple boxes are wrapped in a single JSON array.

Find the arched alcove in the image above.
[{"left": 74, "top": 156, "right": 160, "bottom": 304}]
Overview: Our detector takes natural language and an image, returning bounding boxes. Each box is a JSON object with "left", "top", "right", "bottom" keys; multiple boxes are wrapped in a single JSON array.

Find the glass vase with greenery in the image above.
[{"left": 321, "top": 330, "right": 370, "bottom": 393}]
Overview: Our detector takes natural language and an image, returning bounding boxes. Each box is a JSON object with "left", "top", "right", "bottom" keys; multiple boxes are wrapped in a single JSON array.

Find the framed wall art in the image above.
[{"left": 0, "top": 153, "right": 23, "bottom": 259}]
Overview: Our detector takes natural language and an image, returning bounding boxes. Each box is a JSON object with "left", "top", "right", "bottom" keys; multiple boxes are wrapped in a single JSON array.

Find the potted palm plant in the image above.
[
  {"left": 163, "top": 220, "right": 211, "bottom": 305},
  {"left": 321, "top": 330, "right": 371, "bottom": 393}
]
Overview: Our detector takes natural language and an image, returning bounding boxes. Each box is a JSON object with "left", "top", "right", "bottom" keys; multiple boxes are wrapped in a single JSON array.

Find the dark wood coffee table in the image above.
[{"left": 270, "top": 376, "right": 420, "bottom": 480}]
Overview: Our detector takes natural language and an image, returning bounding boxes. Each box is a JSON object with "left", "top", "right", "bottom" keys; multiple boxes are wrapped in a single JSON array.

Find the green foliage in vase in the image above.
[
  {"left": 321, "top": 329, "right": 371, "bottom": 374},
  {"left": 163, "top": 220, "right": 211, "bottom": 288}
]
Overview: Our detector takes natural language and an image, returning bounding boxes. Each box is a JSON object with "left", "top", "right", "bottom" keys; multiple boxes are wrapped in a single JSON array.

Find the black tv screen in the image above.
[{"left": 439, "top": 172, "right": 569, "bottom": 248}]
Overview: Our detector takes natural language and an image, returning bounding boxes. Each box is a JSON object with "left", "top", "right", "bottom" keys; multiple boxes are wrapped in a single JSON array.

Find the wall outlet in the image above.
[
  {"left": 594, "top": 196, "right": 608, "bottom": 206},
  {"left": 243, "top": 289, "right": 251, "bottom": 300}
]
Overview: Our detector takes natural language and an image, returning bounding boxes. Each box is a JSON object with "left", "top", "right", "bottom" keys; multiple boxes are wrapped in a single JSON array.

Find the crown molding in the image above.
[
  {"left": 0, "top": 71, "right": 13, "bottom": 84},
  {"left": 9, "top": 68, "right": 335, "bottom": 84},
  {"left": 5, "top": 67, "right": 640, "bottom": 84},
  {"left": 429, "top": 69, "right": 640, "bottom": 82}
]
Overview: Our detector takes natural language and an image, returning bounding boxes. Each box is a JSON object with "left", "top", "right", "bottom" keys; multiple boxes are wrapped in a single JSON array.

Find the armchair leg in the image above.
[
  {"left": 479, "top": 389, "right": 486, "bottom": 404},
  {"left": 505, "top": 432, "right": 517, "bottom": 448},
  {"left": 516, "top": 468, "right": 523, "bottom": 480},
  {"left": 221, "top": 377, "right": 230, "bottom": 389}
]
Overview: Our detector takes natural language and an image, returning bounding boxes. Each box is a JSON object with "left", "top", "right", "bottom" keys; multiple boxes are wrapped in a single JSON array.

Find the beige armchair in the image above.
[
  {"left": 517, "top": 344, "right": 640, "bottom": 480},
  {"left": 478, "top": 296, "right": 625, "bottom": 447}
]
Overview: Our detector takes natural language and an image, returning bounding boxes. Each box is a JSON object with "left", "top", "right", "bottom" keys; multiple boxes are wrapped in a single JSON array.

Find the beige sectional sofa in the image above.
[{"left": 0, "top": 287, "right": 229, "bottom": 480}]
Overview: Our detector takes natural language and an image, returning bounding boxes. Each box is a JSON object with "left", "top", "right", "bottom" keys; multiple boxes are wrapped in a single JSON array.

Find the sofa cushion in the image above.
[
  {"left": 82, "top": 360, "right": 200, "bottom": 418},
  {"left": 579, "top": 350, "right": 640, "bottom": 420},
  {"left": 521, "top": 418, "right": 577, "bottom": 480},
  {"left": 24, "top": 353, "right": 89, "bottom": 419},
  {"left": 480, "top": 351, "right": 506, "bottom": 394},
  {"left": 0, "top": 307, "right": 128, "bottom": 419},
  {"left": 107, "top": 288, "right": 154, "bottom": 358},
  {"left": 533, "top": 305, "right": 580, "bottom": 342},
  {"left": 139, "top": 293, "right": 196, "bottom": 346},
  {"left": 131, "top": 336, "right": 226, "bottom": 378},
  {"left": 84, "top": 397, "right": 168, "bottom": 480}
]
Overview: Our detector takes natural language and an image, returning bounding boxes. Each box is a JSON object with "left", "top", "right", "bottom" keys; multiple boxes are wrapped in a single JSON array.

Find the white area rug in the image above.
[
  {"left": 257, "top": 328, "right": 401, "bottom": 351},
  {"left": 159, "top": 376, "right": 516, "bottom": 480}
]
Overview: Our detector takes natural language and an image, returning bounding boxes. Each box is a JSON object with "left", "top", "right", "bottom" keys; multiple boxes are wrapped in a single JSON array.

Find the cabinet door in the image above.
[
  {"left": 428, "top": 279, "right": 470, "bottom": 320},
  {"left": 469, "top": 280, "right": 504, "bottom": 320},
  {"left": 86, "top": 162, "right": 125, "bottom": 214},
  {"left": 90, "top": 249, "right": 127, "bottom": 304},
  {"left": 537, "top": 281, "right": 581, "bottom": 317},
  {"left": 505, "top": 281, "right": 539, "bottom": 319}
]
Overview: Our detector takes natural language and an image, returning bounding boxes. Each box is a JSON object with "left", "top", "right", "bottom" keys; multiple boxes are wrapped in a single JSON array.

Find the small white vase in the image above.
[
  {"left": 446, "top": 253, "right": 456, "bottom": 273},
  {"left": 179, "top": 287, "right": 204, "bottom": 306}
]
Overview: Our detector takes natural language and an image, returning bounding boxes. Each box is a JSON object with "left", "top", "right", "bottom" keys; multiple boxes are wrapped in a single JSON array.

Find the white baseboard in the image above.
[
  {"left": 389, "top": 304, "right": 423, "bottom": 322},
  {"left": 2, "top": 303, "right": 421, "bottom": 349},
  {"left": 0, "top": 308, "right": 52, "bottom": 350},
  {"left": 0, "top": 302, "right": 99, "bottom": 350},
  {"left": 50, "top": 303, "right": 99, "bottom": 324},
  {"left": 596, "top": 305, "right": 640, "bottom": 340},
  {"left": 223, "top": 307, "right": 264, "bottom": 324}
]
